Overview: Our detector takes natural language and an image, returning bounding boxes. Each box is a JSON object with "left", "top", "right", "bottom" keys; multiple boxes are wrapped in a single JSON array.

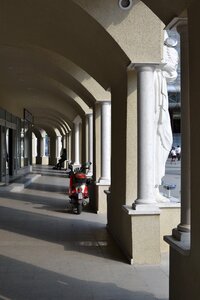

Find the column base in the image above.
[
  {"left": 98, "top": 178, "right": 111, "bottom": 185},
  {"left": 36, "top": 156, "right": 49, "bottom": 165},
  {"left": 177, "top": 223, "right": 191, "bottom": 233},
  {"left": 172, "top": 227, "right": 191, "bottom": 242},
  {"left": 164, "top": 228, "right": 191, "bottom": 255},
  {"left": 132, "top": 202, "right": 160, "bottom": 212},
  {"left": 133, "top": 197, "right": 157, "bottom": 210}
]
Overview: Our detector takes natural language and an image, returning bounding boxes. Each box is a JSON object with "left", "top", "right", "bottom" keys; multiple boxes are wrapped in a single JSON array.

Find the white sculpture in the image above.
[{"left": 154, "top": 31, "right": 179, "bottom": 202}]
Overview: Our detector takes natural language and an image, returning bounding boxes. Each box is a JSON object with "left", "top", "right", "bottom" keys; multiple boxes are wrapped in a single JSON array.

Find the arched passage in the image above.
[{"left": 0, "top": 0, "right": 129, "bottom": 90}]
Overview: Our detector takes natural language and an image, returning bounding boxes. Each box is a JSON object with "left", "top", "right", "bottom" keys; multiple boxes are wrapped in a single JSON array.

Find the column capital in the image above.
[
  {"left": 96, "top": 100, "right": 111, "bottom": 106},
  {"left": 177, "top": 223, "right": 191, "bottom": 233},
  {"left": 73, "top": 115, "right": 82, "bottom": 124},
  {"left": 128, "top": 62, "right": 160, "bottom": 72},
  {"left": 86, "top": 112, "right": 93, "bottom": 117}
]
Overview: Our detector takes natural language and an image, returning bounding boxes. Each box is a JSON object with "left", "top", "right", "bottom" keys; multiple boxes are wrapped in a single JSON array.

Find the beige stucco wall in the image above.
[
  {"left": 49, "top": 135, "right": 57, "bottom": 165},
  {"left": 74, "top": 0, "right": 164, "bottom": 63},
  {"left": 41, "top": 156, "right": 49, "bottom": 165},
  {"left": 132, "top": 214, "right": 160, "bottom": 264},
  {"left": 117, "top": 205, "right": 180, "bottom": 264},
  {"left": 95, "top": 184, "right": 109, "bottom": 213},
  {"left": 107, "top": 208, "right": 132, "bottom": 263},
  {"left": 108, "top": 70, "right": 129, "bottom": 261},
  {"left": 93, "top": 102, "right": 101, "bottom": 182},
  {"left": 126, "top": 71, "right": 137, "bottom": 205},
  {"left": 111, "top": 207, "right": 161, "bottom": 264},
  {"left": 0, "top": 96, "right": 24, "bottom": 119},
  {"left": 159, "top": 205, "right": 180, "bottom": 252},
  {"left": 32, "top": 157, "right": 36, "bottom": 165}
]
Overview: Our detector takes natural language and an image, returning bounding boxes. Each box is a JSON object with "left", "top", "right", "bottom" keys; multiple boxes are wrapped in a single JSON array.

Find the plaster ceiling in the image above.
[
  {"left": 0, "top": 0, "right": 192, "bottom": 134},
  {"left": 0, "top": 0, "right": 124, "bottom": 133}
]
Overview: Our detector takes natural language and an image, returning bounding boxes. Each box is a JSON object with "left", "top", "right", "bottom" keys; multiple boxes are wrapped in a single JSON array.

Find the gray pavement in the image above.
[{"left": 0, "top": 166, "right": 170, "bottom": 300}]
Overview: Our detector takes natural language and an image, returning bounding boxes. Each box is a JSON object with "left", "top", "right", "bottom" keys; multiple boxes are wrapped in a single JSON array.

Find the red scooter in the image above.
[{"left": 68, "top": 163, "right": 91, "bottom": 214}]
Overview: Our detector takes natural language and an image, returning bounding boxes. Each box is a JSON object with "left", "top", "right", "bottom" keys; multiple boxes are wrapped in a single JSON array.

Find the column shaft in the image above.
[
  {"left": 62, "top": 135, "right": 67, "bottom": 149},
  {"left": 40, "top": 137, "right": 45, "bottom": 157},
  {"left": 68, "top": 132, "right": 72, "bottom": 161},
  {"left": 135, "top": 65, "right": 156, "bottom": 205},
  {"left": 86, "top": 113, "right": 93, "bottom": 175},
  {"left": 88, "top": 113, "right": 93, "bottom": 171},
  {"left": 74, "top": 122, "right": 80, "bottom": 165},
  {"left": 32, "top": 134, "right": 37, "bottom": 157},
  {"left": 99, "top": 102, "right": 111, "bottom": 184},
  {"left": 177, "top": 23, "right": 191, "bottom": 232},
  {"left": 56, "top": 136, "right": 62, "bottom": 158}
]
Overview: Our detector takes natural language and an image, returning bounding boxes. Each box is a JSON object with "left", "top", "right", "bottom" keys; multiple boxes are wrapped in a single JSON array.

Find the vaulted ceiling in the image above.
[{"left": 0, "top": 0, "right": 193, "bottom": 135}]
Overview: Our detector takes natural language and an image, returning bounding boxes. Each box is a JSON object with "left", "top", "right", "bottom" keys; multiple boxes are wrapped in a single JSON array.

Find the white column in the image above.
[
  {"left": 73, "top": 115, "right": 82, "bottom": 166},
  {"left": 40, "top": 137, "right": 46, "bottom": 157},
  {"left": 32, "top": 134, "right": 37, "bottom": 157},
  {"left": 56, "top": 136, "right": 62, "bottom": 159},
  {"left": 133, "top": 64, "right": 157, "bottom": 207},
  {"left": 177, "top": 22, "right": 190, "bottom": 233},
  {"left": 68, "top": 132, "right": 72, "bottom": 161},
  {"left": 62, "top": 135, "right": 67, "bottom": 168},
  {"left": 74, "top": 122, "right": 80, "bottom": 165},
  {"left": 62, "top": 135, "right": 67, "bottom": 149},
  {"left": 99, "top": 101, "right": 111, "bottom": 184},
  {"left": 87, "top": 113, "right": 93, "bottom": 174}
]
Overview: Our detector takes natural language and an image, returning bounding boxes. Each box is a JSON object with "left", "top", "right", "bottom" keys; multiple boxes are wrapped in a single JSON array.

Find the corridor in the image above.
[{"left": 0, "top": 166, "right": 168, "bottom": 300}]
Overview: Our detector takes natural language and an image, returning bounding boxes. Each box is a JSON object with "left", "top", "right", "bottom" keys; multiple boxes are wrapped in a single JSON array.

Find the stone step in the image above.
[{"left": 0, "top": 174, "right": 41, "bottom": 192}]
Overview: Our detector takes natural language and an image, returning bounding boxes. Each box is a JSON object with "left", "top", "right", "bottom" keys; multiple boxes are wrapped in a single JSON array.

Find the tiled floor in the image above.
[{"left": 0, "top": 166, "right": 169, "bottom": 300}]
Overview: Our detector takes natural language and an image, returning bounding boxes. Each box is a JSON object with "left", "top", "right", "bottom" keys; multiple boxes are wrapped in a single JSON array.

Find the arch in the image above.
[
  {"left": 0, "top": 0, "right": 129, "bottom": 90},
  {"left": 35, "top": 125, "right": 57, "bottom": 139},
  {"left": 34, "top": 113, "right": 70, "bottom": 134},
  {"left": 0, "top": 45, "right": 100, "bottom": 108},
  {"left": 34, "top": 117, "right": 67, "bottom": 136},
  {"left": 32, "top": 126, "right": 42, "bottom": 139},
  {"left": 33, "top": 108, "right": 72, "bottom": 132},
  {"left": 0, "top": 71, "right": 87, "bottom": 118},
  {"left": 0, "top": 87, "right": 84, "bottom": 122}
]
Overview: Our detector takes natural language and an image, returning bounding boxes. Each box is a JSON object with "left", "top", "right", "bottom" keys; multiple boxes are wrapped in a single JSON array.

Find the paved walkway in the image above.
[{"left": 0, "top": 166, "right": 169, "bottom": 300}]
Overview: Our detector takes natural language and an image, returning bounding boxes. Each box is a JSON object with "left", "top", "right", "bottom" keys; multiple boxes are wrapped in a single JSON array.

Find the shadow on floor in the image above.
[
  {"left": 32, "top": 166, "right": 68, "bottom": 178},
  {"left": 25, "top": 181, "right": 68, "bottom": 193},
  {"left": 0, "top": 188, "right": 91, "bottom": 214},
  {"left": 0, "top": 202, "right": 126, "bottom": 263},
  {"left": 0, "top": 254, "right": 166, "bottom": 300}
]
